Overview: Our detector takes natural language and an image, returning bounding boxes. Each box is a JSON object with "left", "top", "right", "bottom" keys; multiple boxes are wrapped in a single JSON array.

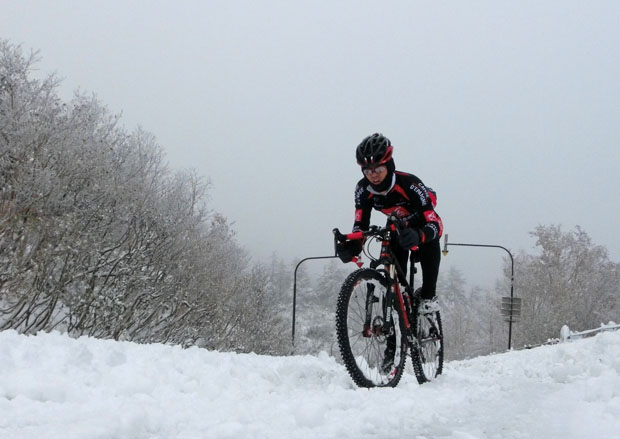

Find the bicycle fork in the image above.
[
  {"left": 360, "top": 272, "right": 402, "bottom": 339},
  {"left": 360, "top": 266, "right": 418, "bottom": 344},
  {"left": 362, "top": 283, "right": 378, "bottom": 337}
]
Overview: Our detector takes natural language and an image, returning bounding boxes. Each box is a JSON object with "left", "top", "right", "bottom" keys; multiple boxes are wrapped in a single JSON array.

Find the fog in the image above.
[{"left": 3, "top": 1, "right": 619, "bottom": 288}]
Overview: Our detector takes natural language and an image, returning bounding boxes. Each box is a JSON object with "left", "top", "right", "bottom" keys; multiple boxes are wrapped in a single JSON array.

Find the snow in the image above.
[{"left": 1, "top": 330, "right": 620, "bottom": 438}]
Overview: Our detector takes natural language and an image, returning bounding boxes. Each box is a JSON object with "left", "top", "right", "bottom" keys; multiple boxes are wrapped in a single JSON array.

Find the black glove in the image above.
[
  {"left": 398, "top": 228, "right": 421, "bottom": 250},
  {"left": 336, "top": 240, "right": 362, "bottom": 263}
]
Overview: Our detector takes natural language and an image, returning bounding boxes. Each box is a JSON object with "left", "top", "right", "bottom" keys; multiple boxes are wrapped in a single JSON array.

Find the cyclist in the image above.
[{"left": 336, "top": 133, "right": 443, "bottom": 371}]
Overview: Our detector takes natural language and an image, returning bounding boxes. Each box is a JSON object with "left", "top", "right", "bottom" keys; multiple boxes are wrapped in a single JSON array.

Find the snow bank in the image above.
[{"left": 1, "top": 329, "right": 619, "bottom": 438}]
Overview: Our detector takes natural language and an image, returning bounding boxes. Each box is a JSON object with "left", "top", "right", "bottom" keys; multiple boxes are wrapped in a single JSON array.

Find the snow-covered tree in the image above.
[
  {"left": 0, "top": 40, "right": 288, "bottom": 355},
  {"left": 511, "top": 225, "right": 620, "bottom": 346}
]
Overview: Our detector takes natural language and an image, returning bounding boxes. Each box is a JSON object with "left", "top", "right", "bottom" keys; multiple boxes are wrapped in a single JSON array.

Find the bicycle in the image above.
[{"left": 333, "top": 218, "right": 444, "bottom": 388}]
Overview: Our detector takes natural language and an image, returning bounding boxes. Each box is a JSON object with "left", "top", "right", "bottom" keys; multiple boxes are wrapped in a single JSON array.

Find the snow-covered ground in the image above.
[{"left": 1, "top": 330, "right": 619, "bottom": 439}]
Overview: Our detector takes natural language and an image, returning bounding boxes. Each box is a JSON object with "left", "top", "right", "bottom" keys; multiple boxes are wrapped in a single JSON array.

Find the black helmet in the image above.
[{"left": 356, "top": 133, "right": 393, "bottom": 167}]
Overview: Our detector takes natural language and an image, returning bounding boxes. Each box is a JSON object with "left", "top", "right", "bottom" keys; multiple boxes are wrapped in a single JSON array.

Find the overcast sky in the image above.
[{"left": 2, "top": 1, "right": 620, "bottom": 289}]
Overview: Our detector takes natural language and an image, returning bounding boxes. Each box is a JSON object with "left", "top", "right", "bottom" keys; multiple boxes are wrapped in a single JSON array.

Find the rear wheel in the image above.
[
  {"left": 336, "top": 268, "right": 407, "bottom": 388},
  {"left": 411, "top": 308, "right": 443, "bottom": 384}
]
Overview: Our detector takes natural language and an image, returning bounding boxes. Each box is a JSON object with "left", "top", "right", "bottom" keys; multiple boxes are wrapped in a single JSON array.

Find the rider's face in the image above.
[{"left": 363, "top": 165, "right": 388, "bottom": 185}]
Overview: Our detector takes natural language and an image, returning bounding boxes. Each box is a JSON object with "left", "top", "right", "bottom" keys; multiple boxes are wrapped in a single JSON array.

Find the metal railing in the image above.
[{"left": 560, "top": 322, "right": 620, "bottom": 342}]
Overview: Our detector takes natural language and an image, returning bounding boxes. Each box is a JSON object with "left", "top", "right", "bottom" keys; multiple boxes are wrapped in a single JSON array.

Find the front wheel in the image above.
[
  {"left": 411, "top": 308, "right": 444, "bottom": 384},
  {"left": 335, "top": 268, "right": 407, "bottom": 388}
]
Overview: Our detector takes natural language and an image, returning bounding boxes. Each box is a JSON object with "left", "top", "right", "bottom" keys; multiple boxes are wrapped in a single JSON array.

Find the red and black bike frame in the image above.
[{"left": 333, "top": 222, "right": 416, "bottom": 341}]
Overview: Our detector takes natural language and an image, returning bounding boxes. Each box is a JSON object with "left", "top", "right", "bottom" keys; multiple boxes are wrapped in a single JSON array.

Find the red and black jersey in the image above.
[{"left": 353, "top": 171, "right": 443, "bottom": 244}]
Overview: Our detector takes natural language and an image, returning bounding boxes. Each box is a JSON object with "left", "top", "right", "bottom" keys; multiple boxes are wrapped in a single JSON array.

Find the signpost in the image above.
[{"left": 501, "top": 297, "right": 522, "bottom": 323}]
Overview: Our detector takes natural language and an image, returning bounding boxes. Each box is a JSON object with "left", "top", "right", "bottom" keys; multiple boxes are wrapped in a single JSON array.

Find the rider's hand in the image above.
[
  {"left": 398, "top": 228, "right": 421, "bottom": 250},
  {"left": 336, "top": 240, "right": 362, "bottom": 263}
]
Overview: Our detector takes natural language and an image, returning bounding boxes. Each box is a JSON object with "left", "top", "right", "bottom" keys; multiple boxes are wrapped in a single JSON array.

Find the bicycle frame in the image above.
[{"left": 334, "top": 223, "right": 419, "bottom": 345}]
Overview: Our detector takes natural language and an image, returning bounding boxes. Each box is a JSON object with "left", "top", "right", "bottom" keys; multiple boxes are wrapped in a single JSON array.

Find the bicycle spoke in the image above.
[
  {"left": 410, "top": 309, "right": 443, "bottom": 383},
  {"left": 337, "top": 268, "right": 409, "bottom": 387}
]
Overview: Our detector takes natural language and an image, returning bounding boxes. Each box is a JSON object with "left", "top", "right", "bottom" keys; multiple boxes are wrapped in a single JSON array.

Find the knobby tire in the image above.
[
  {"left": 335, "top": 268, "right": 407, "bottom": 388},
  {"left": 410, "top": 306, "right": 444, "bottom": 384}
]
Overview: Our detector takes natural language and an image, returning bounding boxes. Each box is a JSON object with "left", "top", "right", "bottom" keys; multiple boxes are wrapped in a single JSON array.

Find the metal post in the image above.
[
  {"left": 442, "top": 234, "right": 516, "bottom": 350},
  {"left": 292, "top": 255, "right": 338, "bottom": 345}
]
